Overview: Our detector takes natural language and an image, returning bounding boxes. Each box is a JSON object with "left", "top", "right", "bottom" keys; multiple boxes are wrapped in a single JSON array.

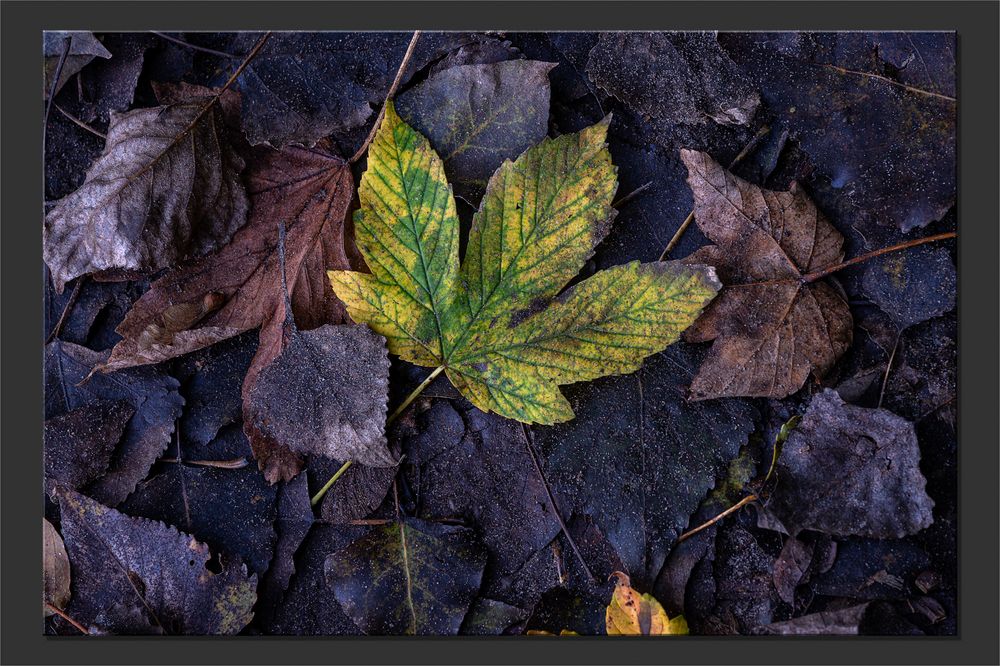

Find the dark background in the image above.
[{"left": 4, "top": 2, "right": 998, "bottom": 665}]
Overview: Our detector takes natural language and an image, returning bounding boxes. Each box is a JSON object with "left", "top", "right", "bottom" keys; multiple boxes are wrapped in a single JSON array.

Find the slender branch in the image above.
[
  {"left": 612, "top": 181, "right": 652, "bottom": 209},
  {"left": 310, "top": 365, "right": 443, "bottom": 505},
  {"left": 151, "top": 32, "right": 239, "bottom": 59},
  {"left": 521, "top": 423, "right": 595, "bottom": 583},
  {"left": 802, "top": 232, "right": 956, "bottom": 284},
  {"left": 159, "top": 457, "right": 248, "bottom": 469},
  {"left": 350, "top": 30, "right": 422, "bottom": 164},
  {"left": 45, "top": 602, "right": 89, "bottom": 634},
  {"left": 676, "top": 494, "right": 757, "bottom": 544},
  {"left": 54, "top": 104, "right": 107, "bottom": 139},
  {"left": 44, "top": 36, "right": 73, "bottom": 151},
  {"left": 819, "top": 62, "right": 956, "bottom": 103},
  {"left": 658, "top": 124, "right": 771, "bottom": 261},
  {"left": 46, "top": 276, "right": 85, "bottom": 343}
]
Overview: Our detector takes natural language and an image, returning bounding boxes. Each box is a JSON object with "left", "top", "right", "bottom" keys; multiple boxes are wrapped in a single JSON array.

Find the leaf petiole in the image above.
[{"left": 310, "top": 365, "right": 445, "bottom": 506}]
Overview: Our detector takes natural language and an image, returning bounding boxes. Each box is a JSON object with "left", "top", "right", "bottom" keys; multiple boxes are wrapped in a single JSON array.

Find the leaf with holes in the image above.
[{"left": 329, "top": 103, "right": 721, "bottom": 425}]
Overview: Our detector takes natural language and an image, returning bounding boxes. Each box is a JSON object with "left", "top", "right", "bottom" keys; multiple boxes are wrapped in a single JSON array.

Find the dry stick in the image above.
[
  {"left": 45, "top": 277, "right": 85, "bottom": 344},
  {"left": 349, "top": 30, "right": 422, "bottom": 164},
  {"left": 44, "top": 36, "right": 73, "bottom": 151},
  {"left": 310, "top": 366, "right": 442, "bottom": 506},
  {"left": 802, "top": 232, "right": 956, "bottom": 284},
  {"left": 878, "top": 334, "right": 901, "bottom": 409},
  {"left": 159, "top": 457, "right": 249, "bottom": 469},
  {"left": 151, "top": 31, "right": 239, "bottom": 59},
  {"left": 45, "top": 602, "right": 89, "bottom": 634},
  {"left": 676, "top": 494, "right": 758, "bottom": 544},
  {"left": 612, "top": 181, "right": 652, "bottom": 209},
  {"left": 54, "top": 103, "right": 107, "bottom": 139},
  {"left": 657, "top": 124, "right": 772, "bottom": 261},
  {"left": 521, "top": 423, "right": 596, "bottom": 583}
]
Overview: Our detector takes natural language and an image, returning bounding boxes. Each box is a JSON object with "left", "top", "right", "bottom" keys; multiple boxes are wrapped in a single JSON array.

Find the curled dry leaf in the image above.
[
  {"left": 605, "top": 571, "right": 689, "bottom": 636},
  {"left": 57, "top": 488, "right": 256, "bottom": 635},
  {"left": 43, "top": 88, "right": 249, "bottom": 292},
  {"left": 679, "top": 149, "right": 853, "bottom": 400},
  {"left": 43, "top": 518, "right": 71, "bottom": 615},
  {"left": 766, "top": 389, "right": 934, "bottom": 538},
  {"left": 245, "top": 324, "right": 394, "bottom": 471},
  {"left": 330, "top": 104, "right": 721, "bottom": 424},
  {"left": 325, "top": 518, "right": 487, "bottom": 635}
]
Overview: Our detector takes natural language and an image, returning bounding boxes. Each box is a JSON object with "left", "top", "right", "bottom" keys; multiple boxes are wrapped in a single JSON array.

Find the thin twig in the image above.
[
  {"left": 151, "top": 31, "right": 239, "bottom": 59},
  {"left": 676, "top": 494, "right": 757, "bottom": 544},
  {"left": 350, "top": 30, "right": 422, "bottom": 164},
  {"left": 521, "top": 423, "right": 595, "bottom": 583},
  {"left": 54, "top": 103, "right": 107, "bottom": 139},
  {"left": 819, "top": 62, "right": 956, "bottom": 103},
  {"left": 159, "top": 457, "right": 249, "bottom": 469},
  {"left": 46, "top": 277, "right": 85, "bottom": 343},
  {"left": 612, "top": 181, "right": 652, "bottom": 209},
  {"left": 44, "top": 36, "right": 73, "bottom": 150},
  {"left": 802, "top": 232, "right": 956, "bottom": 283},
  {"left": 658, "top": 124, "right": 772, "bottom": 261},
  {"left": 878, "top": 334, "right": 900, "bottom": 409},
  {"left": 45, "top": 602, "right": 89, "bottom": 634}
]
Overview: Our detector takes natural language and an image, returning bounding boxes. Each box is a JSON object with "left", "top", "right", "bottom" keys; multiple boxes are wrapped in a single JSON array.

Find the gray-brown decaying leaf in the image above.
[
  {"left": 45, "top": 341, "right": 184, "bottom": 507},
  {"left": 310, "top": 456, "right": 395, "bottom": 524},
  {"left": 754, "top": 604, "right": 870, "bottom": 635},
  {"left": 43, "top": 518, "right": 71, "bottom": 614},
  {"left": 246, "top": 324, "right": 394, "bottom": 471},
  {"left": 679, "top": 149, "right": 852, "bottom": 400},
  {"left": 395, "top": 59, "right": 555, "bottom": 199},
  {"left": 43, "top": 88, "right": 249, "bottom": 292},
  {"left": 766, "top": 389, "right": 934, "bottom": 538},
  {"left": 44, "top": 400, "right": 133, "bottom": 496},
  {"left": 586, "top": 32, "right": 759, "bottom": 127},
  {"left": 325, "top": 518, "right": 487, "bottom": 635},
  {"left": 772, "top": 535, "right": 813, "bottom": 605},
  {"left": 44, "top": 32, "right": 111, "bottom": 99},
  {"left": 256, "top": 474, "right": 313, "bottom": 623},
  {"left": 57, "top": 489, "right": 256, "bottom": 635}
]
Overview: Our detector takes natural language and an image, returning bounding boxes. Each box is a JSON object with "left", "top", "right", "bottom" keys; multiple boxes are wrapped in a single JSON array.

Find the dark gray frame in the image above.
[{"left": 3, "top": 2, "right": 997, "bottom": 664}]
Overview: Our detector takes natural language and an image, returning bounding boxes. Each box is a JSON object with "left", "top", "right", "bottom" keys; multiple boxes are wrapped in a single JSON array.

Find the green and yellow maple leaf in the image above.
[{"left": 329, "top": 102, "right": 720, "bottom": 425}]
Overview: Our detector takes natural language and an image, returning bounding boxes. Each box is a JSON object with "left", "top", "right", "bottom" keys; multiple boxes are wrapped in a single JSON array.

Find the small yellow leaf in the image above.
[
  {"left": 526, "top": 629, "right": 580, "bottom": 636},
  {"left": 605, "top": 571, "right": 688, "bottom": 636}
]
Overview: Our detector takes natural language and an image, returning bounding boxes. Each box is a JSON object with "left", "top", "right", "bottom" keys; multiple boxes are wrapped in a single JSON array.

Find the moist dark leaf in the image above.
[
  {"left": 246, "top": 324, "right": 393, "bottom": 475},
  {"left": 325, "top": 518, "right": 487, "bottom": 635},
  {"left": 427, "top": 35, "right": 521, "bottom": 75},
  {"left": 395, "top": 59, "right": 555, "bottom": 200},
  {"left": 537, "top": 343, "right": 757, "bottom": 588},
  {"left": 766, "top": 389, "right": 934, "bottom": 538},
  {"left": 772, "top": 535, "right": 814, "bottom": 605},
  {"left": 58, "top": 488, "right": 256, "bottom": 635},
  {"left": 43, "top": 518, "right": 72, "bottom": 614},
  {"left": 755, "top": 604, "right": 869, "bottom": 635},
  {"left": 811, "top": 537, "right": 930, "bottom": 600},
  {"left": 308, "top": 455, "right": 395, "bottom": 524},
  {"left": 120, "top": 464, "right": 278, "bottom": 577},
  {"left": 399, "top": 400, "right": 562, "bottom": 579},
  {"left": 176, "top": 331, "right": 258, "bottom": 447},
  {"left": 720, "top": 32, "right": 955, "bottom": 232},
  {"left": 679, "top": 149, "right": 853, "bottom": 400},
  {"left": 587, "top": 32, "right": 759, "bottom": 128},
  {"left": 256, "top": 474, "right": 313, "bottom": 624},
  {"left": 43, "top": 89, "right": 249, "bottom": 292},
  {"left": 460, "top": 598, "right": 528, "bottom": 635},
  {"left": 862, "top": 245, "right": 956, "bottom": 329},
  {"left": 44, "top": 399, "right": 133, "bottom": 496},
  {"left": 707, "top": 525, "right": 775, "bottom": 634},
  {"left": 44, "top": 341, "right": 184, "bottom": 506},
  {"left": 524, "top": 585, "right": 614, "bottom": 636},
  {"left": 73, "top": 33, "right": 153, "bottom": 127},
  {"left": 44, "top": 32, "right": 111, "bottom": 99},
  {"left": 883, "top": 314, "right": 956, "bottom": 422},
  {"left": 45, "top": 277, "right": 149, "bottom": 350},
  {"left": 262, "top": 523, "right": 364, "bottom": 635},
  {"left": 232, "top": 32, "right": 483, "bottom": 148}
]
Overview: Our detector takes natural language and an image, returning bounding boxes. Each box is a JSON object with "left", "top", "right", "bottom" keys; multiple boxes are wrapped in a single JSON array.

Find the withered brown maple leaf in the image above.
[
  {"left": 679, "top": 149, "right": 852, "bottom": 400},
  {"left": 43, "top": 86, "right": 249, "bottom": 292}
]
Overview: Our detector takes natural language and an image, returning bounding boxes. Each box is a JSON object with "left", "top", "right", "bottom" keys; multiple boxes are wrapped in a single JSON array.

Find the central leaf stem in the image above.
[{"left": 310, "top": 365, "right": 445, "bottom": 506}]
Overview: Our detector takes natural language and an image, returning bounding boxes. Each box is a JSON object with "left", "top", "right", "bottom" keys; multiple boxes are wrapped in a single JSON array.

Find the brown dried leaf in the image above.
[
  {"left": 679, "top": 149, "right": 852, "bottom": 400},
  {"left": 98, "top": 142, "right": 354, "bottom": 375},
  {"left": 246, "top": 324, "right": 394, "bottom": 475},
  {"left": 43, "top": 518, "right": 71, "bottom": 614},
  {"left": 43, "top": 88, "right": 249, "bottom": 292}
]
